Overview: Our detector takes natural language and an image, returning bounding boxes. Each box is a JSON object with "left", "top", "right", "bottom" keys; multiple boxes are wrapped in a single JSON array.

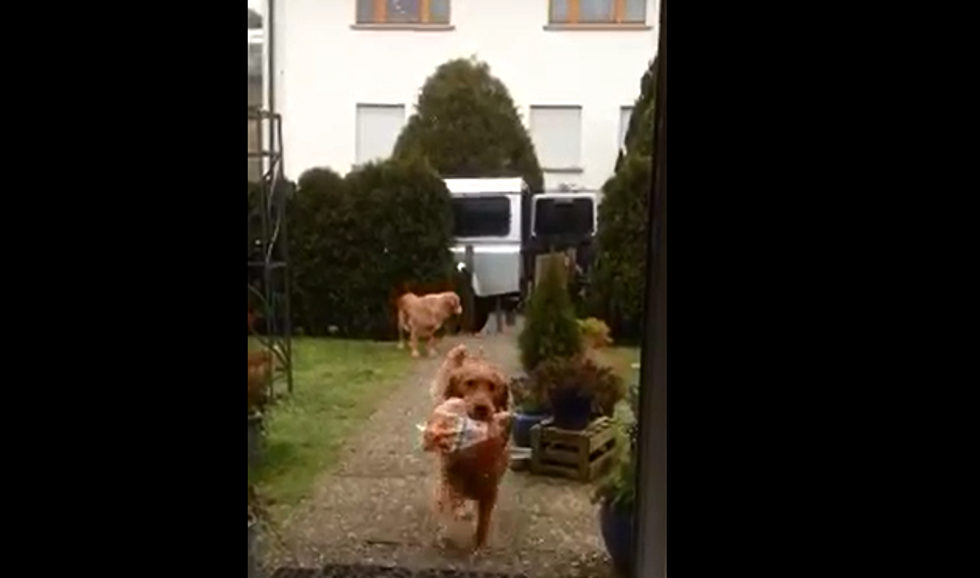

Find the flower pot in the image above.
[
  {"left": 600, "top": 499, "right": 635, "bottom": 578},
  {"left": 512, "top": 410, "right": 551, "bottom": 447},
  {"left": 248, "top": 414, "right": 264, "bottom": 466},
  {"left": 549, "top": 390, "right": 594, "bottom": 430}
]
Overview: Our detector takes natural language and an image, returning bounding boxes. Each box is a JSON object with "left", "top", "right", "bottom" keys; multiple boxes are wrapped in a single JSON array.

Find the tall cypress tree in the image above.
[
  {"left": 393, "top": 57, "right": 544, "bottom": 192},
  {"left": 615, "top": 57, "right": 658, "bottom": 172}
]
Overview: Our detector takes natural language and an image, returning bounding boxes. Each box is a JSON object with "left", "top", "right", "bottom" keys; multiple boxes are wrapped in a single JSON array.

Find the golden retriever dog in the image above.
[
  {"left": 397, "top": 291, "right": 463, "bottom": 358},
  {"left": 427, "top": 345, "right": 512, "bottom": 550}
]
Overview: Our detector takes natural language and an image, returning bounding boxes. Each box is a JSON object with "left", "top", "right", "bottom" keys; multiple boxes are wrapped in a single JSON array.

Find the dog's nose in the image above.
[{"left": 471, "top": 405, "right": 491, "bottom": 420}]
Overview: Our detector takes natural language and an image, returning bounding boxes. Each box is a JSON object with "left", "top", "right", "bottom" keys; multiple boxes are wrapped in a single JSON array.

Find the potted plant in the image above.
[
  {"left": 594, "top": 450, "right": 637, "bottom": 577},
  {"left": 593, "top": 382, "right": 640, "bottom": 577},
  {"left": 588, "top": 360, "right": 626, "bottom": 419},
  {"left": 510, "top": 374, "right": 551, "bottom": 447},
  {"left": 531, "top": 356, "right": 625, "bottom": 431}
]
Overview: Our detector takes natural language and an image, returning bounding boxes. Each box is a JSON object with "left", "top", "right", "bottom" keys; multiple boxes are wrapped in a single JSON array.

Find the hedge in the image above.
[
  {"left": 590, "top": 58, "right": 658, "bottom": 343},
  {"left": 590, "top": 153, "right": 653, "bottom": 343},
  {"left": 287, "top": 159, "right": 455, "bottom": 339}
]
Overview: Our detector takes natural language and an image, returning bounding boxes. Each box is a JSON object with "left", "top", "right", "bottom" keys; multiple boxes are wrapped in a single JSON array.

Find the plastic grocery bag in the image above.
[{"left": 419, "top": 398, "right": 510, "bottom": 455}]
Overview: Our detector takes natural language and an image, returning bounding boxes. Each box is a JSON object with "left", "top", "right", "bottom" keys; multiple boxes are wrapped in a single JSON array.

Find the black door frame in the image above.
[{"left": 634, "top": 0, "right": 667, "bottom": 575}]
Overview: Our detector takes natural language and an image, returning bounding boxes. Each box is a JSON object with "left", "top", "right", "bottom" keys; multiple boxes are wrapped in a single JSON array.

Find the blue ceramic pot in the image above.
[
  {"left": 512, "top": 411, "right": 551, "bottom": 447},
  {"left": 600, "top": 499, "right": 635, "bottom": 577}
]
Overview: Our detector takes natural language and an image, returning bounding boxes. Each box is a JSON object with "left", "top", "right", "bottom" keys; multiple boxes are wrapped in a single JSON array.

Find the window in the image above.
[
  {"left": 619, "top": 106, "right": 634, "bottom": 152},
  {"left": 549, "top": 0, "right": 647, "bottom": 25},
  {"left": 530, "top": 106, "right": 583, "bottom": 172},
  {"left": 452, "top": 197, "right": 512, "bottom": 238},
  {"left": 356, "top": 0, "right": 451, "bottom": 25},
  {"left": 355, "top": 104, "right": 405, "bottom": 164},
  {"left": 534, "top": 198, "right": 595, "bottom": 238}
]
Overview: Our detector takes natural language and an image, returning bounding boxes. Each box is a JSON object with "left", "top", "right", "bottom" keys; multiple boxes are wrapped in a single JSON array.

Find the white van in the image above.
[{"left": 446, "top": 178, "right": 598, "bottom": 331}]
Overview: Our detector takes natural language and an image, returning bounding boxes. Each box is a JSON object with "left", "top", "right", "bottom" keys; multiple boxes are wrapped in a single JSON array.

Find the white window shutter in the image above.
[
  {"left": 355, "top": 104, "right": 406, "bottom": 165},
  {"left": 619, "top": 106, "right": 635, "bottom": 153},
  {"left": 530, "top": 106, "right": 583, "bottom": 171}
]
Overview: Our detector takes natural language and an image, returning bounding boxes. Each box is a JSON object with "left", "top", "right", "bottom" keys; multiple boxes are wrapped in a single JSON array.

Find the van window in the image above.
[
  {"left": 534, "top": 198, "right": 594, "bottom": 237},
  {"left": 452, "top": 196, "right": 511, "bottom": 238}
]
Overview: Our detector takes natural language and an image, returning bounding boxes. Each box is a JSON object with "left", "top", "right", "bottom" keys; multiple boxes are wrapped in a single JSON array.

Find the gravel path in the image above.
[{"left": 265, "top": 327, "right": 615, "bottom": 578}]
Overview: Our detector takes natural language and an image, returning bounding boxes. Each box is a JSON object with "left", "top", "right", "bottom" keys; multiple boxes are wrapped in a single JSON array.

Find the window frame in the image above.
[
  {"left": 548, "top": 0, "right": 648, "bottom": 27},
  {"left": 354, "top": 0, "right": 452, "bottom": 27}
]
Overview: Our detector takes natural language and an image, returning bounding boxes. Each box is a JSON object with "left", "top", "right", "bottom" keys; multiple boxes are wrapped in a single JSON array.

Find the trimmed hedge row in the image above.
[
  {"left": 589, "top": 154, "right": 653, "bottom": 343},
  {"left": 590, "top": 58, "right": 658, "bottom": 343},
  {"left": 287, "top": 159, "right": 456, "bottom": 339}
]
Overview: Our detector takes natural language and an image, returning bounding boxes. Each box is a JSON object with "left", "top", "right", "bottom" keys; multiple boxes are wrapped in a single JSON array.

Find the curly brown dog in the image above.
[
  {"left": 397, "top": 291, "right": 462, "bottom": 358},
  {"left": 427, "top": 345, "right": 512, "bottom": 550}
]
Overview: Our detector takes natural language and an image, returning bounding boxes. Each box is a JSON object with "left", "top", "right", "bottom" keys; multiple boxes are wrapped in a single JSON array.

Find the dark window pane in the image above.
[
  {"left": 578, "top": 0, "right": 615, "bottom": 22},
  {"left": 624, "top": 0, "right": 647, "bottom": 22},
  {"left": 534, "top": 198, "right": 595, "bottom": 238},
  {"left": 430, "top": 0, "right": 450, "bottom": 23},
  {"left": 386, "top": 0, "right": 421, "bottom": 23},
  {"left": 452, "top": 197, "right": 512, "bottom": 238},
  {"left": 550, "top": 0, "right": 570, "bottom": 23},
  {"left": 356, "top": 0, "right": 374, "bottom": 23}
]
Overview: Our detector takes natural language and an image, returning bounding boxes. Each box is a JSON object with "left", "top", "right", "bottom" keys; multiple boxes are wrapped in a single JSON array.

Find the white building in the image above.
[{"left": 262, "top": 0, "right": 659, "bottom": 190}]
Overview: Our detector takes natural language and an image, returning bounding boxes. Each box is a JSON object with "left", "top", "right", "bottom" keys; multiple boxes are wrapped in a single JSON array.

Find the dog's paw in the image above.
[
  {"left": 469, "top": 542, "right": 490, "bottom": 558},
  {"left": 411, "top": 350, "right": 421, "bottom": 359},
  {"left": 397, "top": 342, "right": 405, "bottom": 350}
]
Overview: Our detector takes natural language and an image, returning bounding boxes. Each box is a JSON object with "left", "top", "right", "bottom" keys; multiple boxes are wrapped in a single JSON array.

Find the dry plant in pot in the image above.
[{"left": 531, "top": 356, "right": 625, "bottom": 430}]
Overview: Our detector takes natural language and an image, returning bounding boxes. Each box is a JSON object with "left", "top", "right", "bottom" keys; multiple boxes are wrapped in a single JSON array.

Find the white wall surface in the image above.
[{"left": 273, "top": 0, "right": 659, "bottom": 191}]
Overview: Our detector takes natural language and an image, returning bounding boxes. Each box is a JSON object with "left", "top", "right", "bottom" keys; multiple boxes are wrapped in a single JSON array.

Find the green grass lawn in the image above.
[{"left": 249, "top": 338, "right": 413, "bottom": 508}]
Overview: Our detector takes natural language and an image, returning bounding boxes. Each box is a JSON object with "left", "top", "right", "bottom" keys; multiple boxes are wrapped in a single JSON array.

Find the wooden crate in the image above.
[{"left": 530, "top": 417, "right": 617, "bottom": 482}]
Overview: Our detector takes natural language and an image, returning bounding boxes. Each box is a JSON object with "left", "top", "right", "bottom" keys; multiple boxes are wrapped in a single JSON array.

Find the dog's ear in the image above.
[
  {"left": 447, "top": 344, "right": 468, "bottom": 364},
  {"left": 492, "top": 370, "right": 510, "bottom": 412},
  {"left": 443, "top": 293, "right": 460, "bottom": 316},
  {"left": 445, "top": 370, "right": 464, "bottom": 400}
]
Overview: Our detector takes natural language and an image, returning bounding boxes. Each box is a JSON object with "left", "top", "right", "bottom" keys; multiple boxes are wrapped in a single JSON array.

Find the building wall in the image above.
[
  {"left": 248, "top": 80, "right": 263, "bottom": 182},
  {"left": 274, "top": 0, "right": 659, "bottom": 190}
]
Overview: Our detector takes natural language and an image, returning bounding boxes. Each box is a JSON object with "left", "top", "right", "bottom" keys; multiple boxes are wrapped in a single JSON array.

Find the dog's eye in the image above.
[{"left": 465, "top": 380, "right": 476, "bottom": 388}]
